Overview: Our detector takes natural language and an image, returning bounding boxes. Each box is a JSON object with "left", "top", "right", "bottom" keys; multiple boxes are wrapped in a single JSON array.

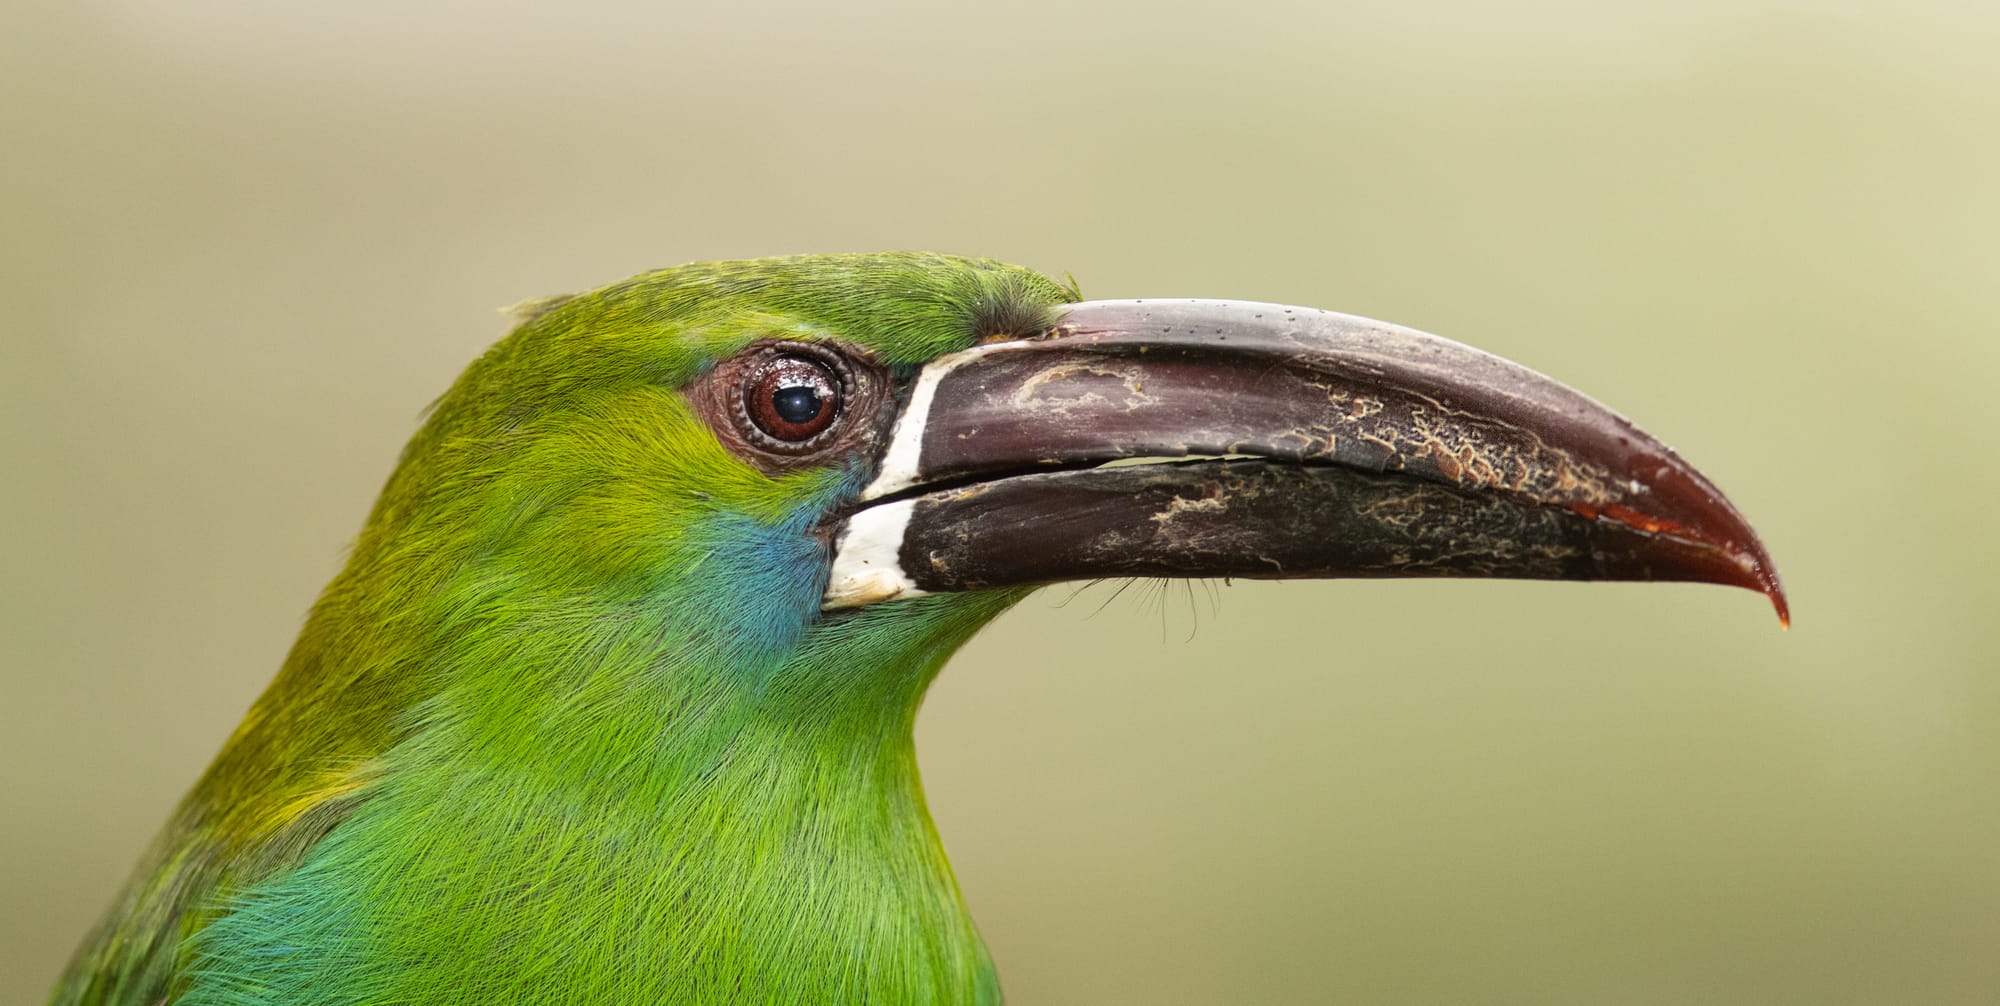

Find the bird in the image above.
[{"left": 50, "top": 252, "right": 1784, "bottom": 1006}]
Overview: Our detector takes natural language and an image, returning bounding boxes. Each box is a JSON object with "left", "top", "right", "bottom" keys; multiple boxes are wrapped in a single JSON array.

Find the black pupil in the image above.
[{"left": 771, "top": 383, "right": 823, "bottom": 425}]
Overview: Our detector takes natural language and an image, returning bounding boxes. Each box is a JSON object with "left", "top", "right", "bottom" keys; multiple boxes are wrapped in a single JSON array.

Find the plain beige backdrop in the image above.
[{"left": 5, "top": 1, "right": 1997, "bottom": 1003}]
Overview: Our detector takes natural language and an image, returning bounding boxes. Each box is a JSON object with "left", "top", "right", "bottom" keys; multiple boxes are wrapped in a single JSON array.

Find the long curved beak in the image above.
[{"left": 824, "top": 299, "right": 1786, "bottom": 625}]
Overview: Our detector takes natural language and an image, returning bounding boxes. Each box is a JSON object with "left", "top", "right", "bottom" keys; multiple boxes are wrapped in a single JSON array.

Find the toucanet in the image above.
[{"left": 52, "top": 252, "right": 1784, "bottom": 1006}]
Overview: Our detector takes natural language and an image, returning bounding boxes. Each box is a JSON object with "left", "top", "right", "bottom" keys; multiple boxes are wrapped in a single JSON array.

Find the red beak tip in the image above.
[
  {"left": 1764, "top": 575, "right": 1791, "bottom": 630},
  {"left": 1737, "top": 547, "right": 1789, "bottom": 629}
]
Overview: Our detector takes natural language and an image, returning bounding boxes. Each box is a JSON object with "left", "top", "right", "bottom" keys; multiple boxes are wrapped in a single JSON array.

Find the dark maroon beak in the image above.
[{"left": 824, "top": 299, "right": 1786, "bottom": 626}]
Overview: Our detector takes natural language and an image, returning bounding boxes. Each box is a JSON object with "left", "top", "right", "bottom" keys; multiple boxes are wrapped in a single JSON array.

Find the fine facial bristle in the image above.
[{"left": 962, "top": 273, "right": 1073, "bottom": 342}]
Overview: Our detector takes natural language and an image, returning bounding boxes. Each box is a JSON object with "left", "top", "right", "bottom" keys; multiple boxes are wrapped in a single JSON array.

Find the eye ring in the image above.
[
  {"left": 730, "top": 343, "right": 853, "bottom": 454},
  {"left": 696, "top": 338, "right": 885, "bottom": 473}
]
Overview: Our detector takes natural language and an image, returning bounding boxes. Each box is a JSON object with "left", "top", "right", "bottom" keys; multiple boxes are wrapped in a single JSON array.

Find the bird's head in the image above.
[
  {"left": 59, "top": 252, "right": 1786, "bottom": 1006},
  {"left": 341, "top": 250, "right": 1782, "bottom": 754}
]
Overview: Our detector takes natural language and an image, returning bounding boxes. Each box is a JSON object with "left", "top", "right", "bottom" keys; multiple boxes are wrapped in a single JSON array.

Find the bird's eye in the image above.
[
  {"left": 696, "top": 339, "right": 882, "bottom": 472},
  {"left": 744, "top": 353, "right": 842, "bottom": 444}
]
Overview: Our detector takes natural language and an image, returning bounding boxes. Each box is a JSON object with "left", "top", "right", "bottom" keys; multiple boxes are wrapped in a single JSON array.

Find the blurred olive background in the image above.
[{"left": 5, "top": 1, "right": 1996, "bottom": 1002}]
